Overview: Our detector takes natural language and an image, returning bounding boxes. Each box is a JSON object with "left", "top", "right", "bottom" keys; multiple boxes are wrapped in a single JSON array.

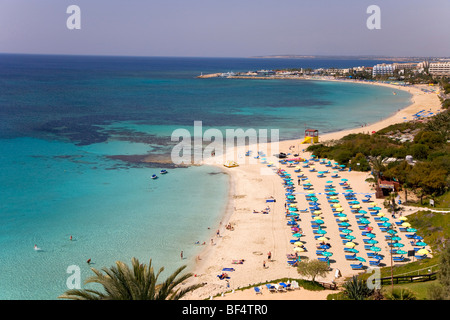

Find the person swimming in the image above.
[{"left": 34, "top": 244, "right": 41, "bottom": 251}]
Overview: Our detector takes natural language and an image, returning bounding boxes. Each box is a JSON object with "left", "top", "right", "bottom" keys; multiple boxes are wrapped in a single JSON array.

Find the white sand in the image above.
[{"left": 182, "top": 81, "right": 441, "bottom": 300}]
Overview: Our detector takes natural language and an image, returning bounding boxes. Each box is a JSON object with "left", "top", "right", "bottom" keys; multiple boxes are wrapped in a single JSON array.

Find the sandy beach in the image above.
[{"left": 183, "top": 80, "right": 442, "bottom": 300}]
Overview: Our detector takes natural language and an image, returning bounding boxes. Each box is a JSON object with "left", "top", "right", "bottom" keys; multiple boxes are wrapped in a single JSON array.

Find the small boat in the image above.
[
  {"left": 160, "top": 169, "right": 168, "bottom": 174},
  {"left": 151, "top": 174, "right": 158, "bottom": 179}
]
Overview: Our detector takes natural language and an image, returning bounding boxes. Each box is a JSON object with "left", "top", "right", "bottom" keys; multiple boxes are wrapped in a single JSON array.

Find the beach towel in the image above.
[{"left": 222, "top": 268, "right": 235, "bottom": 272}]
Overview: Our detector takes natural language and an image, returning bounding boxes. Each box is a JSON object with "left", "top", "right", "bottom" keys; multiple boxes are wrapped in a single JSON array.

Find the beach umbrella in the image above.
[
  {"left": 322, "top": 251, "right": 333, "bottom": 257},
  {"left": 326, "top": 181, "right": 333, "bottom": 184},
  {"left": 406, "top": 228, "right": 417, "bottom": 233},
  {"left": 393, "top": 243, "right": 405, "bottom": 248},
  {"left": 345, "top": 242, "right": 356, "bottom": 248},
  {"left": 367, "top": 239, "right": 378, "bottom": 244},
  {"left": 339, "top": 222, "right": 351, "bottom": 227},
  {"left": 387, "top": 229, "right": 398, "bottom": 235},
  {"left": 335, "top": 208, "right": 344, "bottom": 212},
  {"left": 413, "top": 235, "right": 423, "bottom": 240},
  {"left": 315, "top": 220, "right": 324, "bottom": 224},
  {"left": 319, "top": 244, "right": 330, "bottom": 250},
  {"left": 293, "top": 247, "right": 305, "bottom": 253},
  {"left": 401, "top": 222, "right": 411, "bottom": 228},
  {"left": 381, "top": 222, "right": 392, "bottom": 228},
  {"left": 359, "top": 210, "right": 367, "bottom": 214},
  {"left": 399, "top": 216, "right": 408, "bottom": 221},
  {"left": 338, "top": 217, "right": 348, "bottom": 221},
  {"left": 341, "top": 178, "right": 348, "bottom": 181},
  {"left": 351, "top": 205, "right": 361, "bottom": 209},
  {"left": 333, "top": 204, "right": 341, "bottom": 208},
  {"left": 345, "top": 235, "right": 356, "bottom": 240},
  {"left": 417, "top": 249, "right": 430, "bottom": 255},
  {"left": 318, "top": 236, "right": 329, "bottom": 241},
  {"left": 365, "top": 226, "right": 373, "bottom": 232},
  {"left": 377, "top": 212, "right": 385, "bottom": 217},
  {"left": 337, "top": 213, "right": 347, "bottom": 217},
  {"left": 391, "top": 236, "right": 402, "bottom": 241},
  {"left": 356, "top": 257, "right": 366, "bottom": 262},
  {"left": 294, "top": 241, "right": 304, "bottom": 246},
  {"left": 349, "top": 201, "right": 360, "bottom": 204},
  {"left": 342, "top": 229, "right": 353, "bottom": 234},
  {"left": 292, "top": 233, "right": 302, "bottom": 238},
  {"left": 370, "top": 246, "right": 381, "bottom": 252},
  {"left": 416, "top": 241, "right": 427, "bottom": 246},
  {"left": 329, "top": 199, "right": 339, "bottom": 203},
  {"left": 366, "top": 233, "right": 376, "bottom": 239},
  {"left": 396, "top": 250, "right": 407, "bottom": 255},
  {"left": 372, "top": 206, "right": 382, "bottom": 210},
  {"left": 379, "top": 217, "right": 389, "bottom": 222},
  {"left": 316, "top": 229, "right": 327, "bottom": 235},
  {"left": 314, "top": 211, "right": 322, "bottom": 215},
  {"left": 346, "top": 248, "right": 359, "bottom": 253}
]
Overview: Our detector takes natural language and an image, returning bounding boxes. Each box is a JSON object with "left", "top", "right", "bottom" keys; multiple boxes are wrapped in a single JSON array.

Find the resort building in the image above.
[
  {"left": 429, "top": 62, "right": 450, "bottom": 76},
  {"left": 372, "top": 64, "right": 394, "bottom": 77}
]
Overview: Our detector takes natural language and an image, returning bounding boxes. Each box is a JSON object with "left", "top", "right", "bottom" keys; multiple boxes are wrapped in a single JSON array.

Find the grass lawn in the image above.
[{"left": 382, "top": 280, "right": 438, "bottom": 300}]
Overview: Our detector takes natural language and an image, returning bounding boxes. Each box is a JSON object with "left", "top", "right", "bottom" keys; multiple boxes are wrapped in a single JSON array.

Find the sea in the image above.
[{"left": 0, "top": 54, "right": 411, "bottom": 299}]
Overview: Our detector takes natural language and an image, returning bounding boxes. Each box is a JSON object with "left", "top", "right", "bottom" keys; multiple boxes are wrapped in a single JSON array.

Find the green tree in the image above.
[
  {"left": 296, "top": 259, "right": 330, "bottom": 283},
  {"left": 58, "top": 258, "right": 204, "bottom": 300},
  {"left": 384, "top": 288, "right": 417, "bottom": 300},
  {"left": 342, "top": 276, "right": 374, "bottom": 300}
]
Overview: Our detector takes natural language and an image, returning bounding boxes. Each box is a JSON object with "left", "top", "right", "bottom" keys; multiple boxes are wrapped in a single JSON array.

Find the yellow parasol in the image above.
[
  {"left": 377, "top": 212, "right": 385, "bottom": 217},
  {"left": 345, "top": 242, "right": 356, "bottom": 248},
  {"left": 351, "top": 205, "right": 361, "bottom": 209},
  {"left": 417, "top": 248, "right": 429, "bottom": 255},
  {"left": 333, "top": 204, "right": 341, "bottom": 208},
  {"left": 399, "top": 216, "right": 408, "bottom": 221},
  {"left": 318, "top": 236, "right": 329, "bottom": 241},
  {"left": 335, "top": 208, "right": 344, "bottom": 212},
  {"left": 338, "top": 217, "right": 348, "bottom": 221},
  {"left": 294, "top": 247, "right": 305, "bottom": 252},
  {"left": 402, "top": 222, "right": 411, "bottom": 228}
]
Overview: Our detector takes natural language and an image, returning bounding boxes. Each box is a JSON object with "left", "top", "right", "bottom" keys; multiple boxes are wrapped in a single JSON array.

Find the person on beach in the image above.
[
  {"left": 263, "top": 261, "right": 266, "bottom": 269},
  {"left": 181, "top": 251, "right": 183, "bottom": 260},
  {"left": 87, "top": 259, "right": 91, "bottom": 264},
  {"left": 268, "top": 251, "right": 272, "bottom": 261}
]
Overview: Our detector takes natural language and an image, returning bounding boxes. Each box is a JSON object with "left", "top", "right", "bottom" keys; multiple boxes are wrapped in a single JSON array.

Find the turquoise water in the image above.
[
  {"left": 0, "top": 55, "right": 411, "bottom": 299},
  {"left": 0, "top": 137, "right": 229, "bottom": 300}
]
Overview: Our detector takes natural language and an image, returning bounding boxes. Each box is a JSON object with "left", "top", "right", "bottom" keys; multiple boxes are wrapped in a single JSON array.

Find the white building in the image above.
[
  {"left": 429, "top": 62, "right": 450, "bottom": 76},
  {"left": 372, "top": 64, "right": 394, "bottom": 77}
]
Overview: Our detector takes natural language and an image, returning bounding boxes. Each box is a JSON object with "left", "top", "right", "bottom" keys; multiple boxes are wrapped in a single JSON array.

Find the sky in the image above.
[{"left": 0, "top": 0, "right": 449, "bottom": 57}]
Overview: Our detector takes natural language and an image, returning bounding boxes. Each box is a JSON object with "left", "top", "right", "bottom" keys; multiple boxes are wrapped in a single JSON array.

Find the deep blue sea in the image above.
[{"left": 0, "top": 54, "right": 411, "bottom": 299}]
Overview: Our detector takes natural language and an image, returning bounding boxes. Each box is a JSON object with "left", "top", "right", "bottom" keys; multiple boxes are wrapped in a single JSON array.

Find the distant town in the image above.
[{"left": 199, "top": 59, "right": 450, "bottom": 102}]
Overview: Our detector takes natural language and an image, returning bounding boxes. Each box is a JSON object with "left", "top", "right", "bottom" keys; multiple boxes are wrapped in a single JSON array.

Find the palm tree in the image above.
[
  {"left": 342, "top": 276, "right": 374, "bottom": 300},
  {"left": 384, "top": 288, "right": 417, "bottom": 300},
  {"left": 59, "top": 257, "right": 204, "bottom": 300}
]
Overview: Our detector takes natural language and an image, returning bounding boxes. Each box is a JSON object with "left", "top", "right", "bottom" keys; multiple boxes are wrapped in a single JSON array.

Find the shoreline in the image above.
[{"left": 183, "top": 79, "right": 442, "bottom": 300}]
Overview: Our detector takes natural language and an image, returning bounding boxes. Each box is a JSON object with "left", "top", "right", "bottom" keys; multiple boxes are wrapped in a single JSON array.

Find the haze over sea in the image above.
[{"left": 0, "top": 54, "right": 411, "bottom": 299}]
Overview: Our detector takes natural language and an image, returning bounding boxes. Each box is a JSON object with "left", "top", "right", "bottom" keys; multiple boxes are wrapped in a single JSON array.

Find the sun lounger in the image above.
[
  {"left": 415, "top": 254, "right": 428, "bottom": 260},
  {"left": 350, "top": 263, "right": 364, "bottom": 270},
  {"left": 345, "top": 254, "right": 357, "bottom": 260},
  {"left": 399, "top": 227, "right": 407, "bottom": 232},
  {"left": 254, "top": 287, "right": 262, "bottom": 295},
  {"left": 266, "top": 284, "right": 277, "bottom": 293},
  {"left": 318, "top": 257, "right": 329, "bottom": 262},
  {"left": 393, "top": 256, "right": 405, "bottom": 262},
  {"left": 222, "top": 268, "right": 235, "bottom": 272},
  {"left": 369, "top": 260, "right": 381, "bottom": 266}
]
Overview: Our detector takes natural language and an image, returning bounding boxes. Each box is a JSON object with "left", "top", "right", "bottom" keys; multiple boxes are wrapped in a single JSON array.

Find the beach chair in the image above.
[
  {"left": 399, "top": 227, "right": 407, "bottom": 232},
  {"left": 254, "top": 287, "right": 262, "bottom": 295},
  {"left": 345, "top": 254, "right": 357, "bottom": 260},
  {"left": 266, "top": 284, "right": 277, "bottom": 293},
  {"left": 393, "top": 256, "right": 405, "bottom": 262},
  {"left": 369, "top": 260, "right": 381, "bottom": 266},
  {"left": 350, "top": 263, "right": 364, "bottom": 270},
  {"left": 318, "top": 256, "right": 329, "bottom": 262},
  {"left": 415, "top": 254, "right": 428, "bottom": 260}
]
